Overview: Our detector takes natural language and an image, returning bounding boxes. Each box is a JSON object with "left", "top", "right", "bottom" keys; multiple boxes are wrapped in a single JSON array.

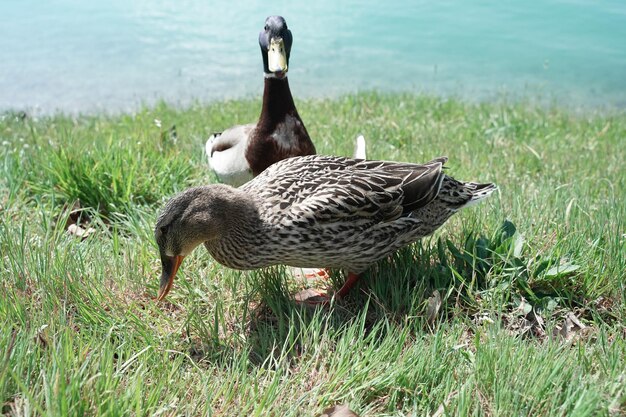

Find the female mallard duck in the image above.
[
  {"left": 205, "top": 15, "right": 315, "bottom": 187},
  {"left": 155, "top": 155, "right": 496, "bottom": 303}
]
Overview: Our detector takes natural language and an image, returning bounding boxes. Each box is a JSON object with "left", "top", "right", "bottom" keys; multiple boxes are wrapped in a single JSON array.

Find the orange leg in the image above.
[
  {"left": 294, "top": 288, "right": 330, "bottom": 306},
  {"left": 335, "top": 272, "right": 361, "bottom": 298}
]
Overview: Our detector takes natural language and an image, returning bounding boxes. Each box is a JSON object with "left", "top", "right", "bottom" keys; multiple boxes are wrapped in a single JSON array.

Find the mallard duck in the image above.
[
  {"left": 205, "top": 15, "right": 315, "bottom": 187},
  {"left": 206, "top": 16, "right": 368, "bottom": 187},
  {"left": 155, "top": 155, "right": 496, "bottom": 303}
]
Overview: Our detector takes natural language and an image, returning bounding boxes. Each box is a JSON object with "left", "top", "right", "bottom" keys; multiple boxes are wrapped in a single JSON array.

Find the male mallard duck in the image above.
[
  {"left": 206, "top": 16, "right": 368, "bottom": 187},
  {"left": 205, "top": 15, "right": 315, "bottom": 187},
  {"left": 155, "top": 155, "right": 496, "bottom": 303}
]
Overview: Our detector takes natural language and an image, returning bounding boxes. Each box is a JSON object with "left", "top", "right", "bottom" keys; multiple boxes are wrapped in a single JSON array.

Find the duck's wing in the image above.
[
  {"left": 249, "top": 155, "right": 446, "bottom": 225},
  {"left": 206, "top": 124, "right": 255, "bottom": 159},
  {"left": 205, "top": 124, "right": 256, "bottom": 187}
]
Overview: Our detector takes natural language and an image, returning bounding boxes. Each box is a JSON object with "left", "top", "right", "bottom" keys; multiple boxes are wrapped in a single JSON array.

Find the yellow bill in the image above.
[{"left": 268, "top": 38, "right": 288, "bottom": 73}]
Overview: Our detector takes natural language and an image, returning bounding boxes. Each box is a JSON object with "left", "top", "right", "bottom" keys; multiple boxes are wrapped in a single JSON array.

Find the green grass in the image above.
[{"left": 1, "top": 93, "right": 624, "bottom": 416}]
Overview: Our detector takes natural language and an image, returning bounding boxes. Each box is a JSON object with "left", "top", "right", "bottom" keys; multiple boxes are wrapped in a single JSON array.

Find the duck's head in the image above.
[
  {"left": 154, "top": 186, "right": 231, "bottom": 301},
  {"left": 259, "top": 15, "right": 292, "bottom": 79}
]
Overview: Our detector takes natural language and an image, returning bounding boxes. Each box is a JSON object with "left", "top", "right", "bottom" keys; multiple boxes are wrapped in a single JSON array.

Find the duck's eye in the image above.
[
  {"left": 157, "top": 225, "right": 168, "bottom": 239},
  {"left": 264, "top": 25, "right": 269, "bottom": 31}
]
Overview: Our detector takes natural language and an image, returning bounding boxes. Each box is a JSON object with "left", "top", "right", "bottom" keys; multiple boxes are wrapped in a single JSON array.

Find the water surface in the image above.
[{"left": 1, "top": 0, "right": 625, "bottom": 113}]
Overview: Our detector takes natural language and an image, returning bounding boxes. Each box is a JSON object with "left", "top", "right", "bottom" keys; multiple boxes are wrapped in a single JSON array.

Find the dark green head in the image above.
[{"left": 258, "top": 15, "right": 293, "bottom": 78}]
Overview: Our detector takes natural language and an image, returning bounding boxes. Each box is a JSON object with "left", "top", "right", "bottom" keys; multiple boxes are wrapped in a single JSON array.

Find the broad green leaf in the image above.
[
  {"left": 500, "top": 220, "right": 517, "bottom": 241},
  {"left": 512, "top": 233, "right": 524, "bottom": 257},
  {"left": 545, "top": 264, "right": 580, "bottom": 278}
]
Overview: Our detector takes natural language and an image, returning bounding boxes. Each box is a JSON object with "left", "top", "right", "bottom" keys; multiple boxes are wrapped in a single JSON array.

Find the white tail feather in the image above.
[{"left": 353, "top": 135, "right": 367, "bottom": 159}]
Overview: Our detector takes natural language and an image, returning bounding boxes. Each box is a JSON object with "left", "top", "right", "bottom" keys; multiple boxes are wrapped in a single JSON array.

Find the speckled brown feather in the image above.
[{"left": 156, "top": 155, "right": 497, "bottom": 298}]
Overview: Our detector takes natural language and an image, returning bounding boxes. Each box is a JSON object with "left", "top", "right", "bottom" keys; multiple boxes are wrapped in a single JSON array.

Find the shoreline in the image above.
[{"left": 2, "top": 90, "right": 626, "bottom": 119}]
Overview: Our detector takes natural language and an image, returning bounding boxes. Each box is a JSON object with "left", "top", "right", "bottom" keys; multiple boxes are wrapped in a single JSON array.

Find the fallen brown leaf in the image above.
[
  {"left": 553, "top": 311, "right": 587, "bottom": 341},
  {"left": 320, "top": 404, "right": 361, "bottom": 417},
  {"left": 67, "top": 223, "right": 96, "bottom": 240},
  {"left": 35, "top": 324, "right": 49, "bottom": 349},
  {"left": 431, "top": 390, "right": 459, "bottom": 417},
  {"left": 426, "top": 290, "right": 442, "bottom": 325},
  {"left": 294, "top": 288, "right": 328, "bottom": 305}
]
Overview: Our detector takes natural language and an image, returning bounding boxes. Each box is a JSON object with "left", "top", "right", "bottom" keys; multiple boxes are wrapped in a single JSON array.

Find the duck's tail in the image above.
[
  {"left": 461, "top": 181, "right": 498, "bottom": 208},
  {"left": 438, "top": 177, "right": 497, "bottom": 210}
]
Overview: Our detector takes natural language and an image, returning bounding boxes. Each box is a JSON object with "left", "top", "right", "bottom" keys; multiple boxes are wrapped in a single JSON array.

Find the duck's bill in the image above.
[
  {"left": 268, "top": 37, "right": 288, "bottom": 74},
  {"left": 157, "top": 254, "right": 185, "bottom": 301}
]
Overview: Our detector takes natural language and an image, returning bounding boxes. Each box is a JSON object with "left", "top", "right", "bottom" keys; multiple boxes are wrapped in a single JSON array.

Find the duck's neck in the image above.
[
  {"left": 248, "top": 75, "right": 315, "bottom": 176},
  {"left": 256, "top": 76, "right": 300, "bottom": 132},
  {"left": 203, "top": 188, "right": 268, "bottom": 269}
]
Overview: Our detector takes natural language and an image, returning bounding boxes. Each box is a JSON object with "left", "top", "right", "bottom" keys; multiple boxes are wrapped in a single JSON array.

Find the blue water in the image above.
[{"left": 1, "top": 0, "right": 625, "bottom": 114}]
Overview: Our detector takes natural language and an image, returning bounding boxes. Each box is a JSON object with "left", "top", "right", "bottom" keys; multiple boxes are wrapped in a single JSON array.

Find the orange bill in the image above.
[{"left": 157, "top": 254, "right": 185, "bottom": 301}]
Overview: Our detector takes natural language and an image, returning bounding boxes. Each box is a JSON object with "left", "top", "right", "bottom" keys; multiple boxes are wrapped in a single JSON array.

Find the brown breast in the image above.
[{"left": 246, "top": 77, "right": 316, "bottom": 176}]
